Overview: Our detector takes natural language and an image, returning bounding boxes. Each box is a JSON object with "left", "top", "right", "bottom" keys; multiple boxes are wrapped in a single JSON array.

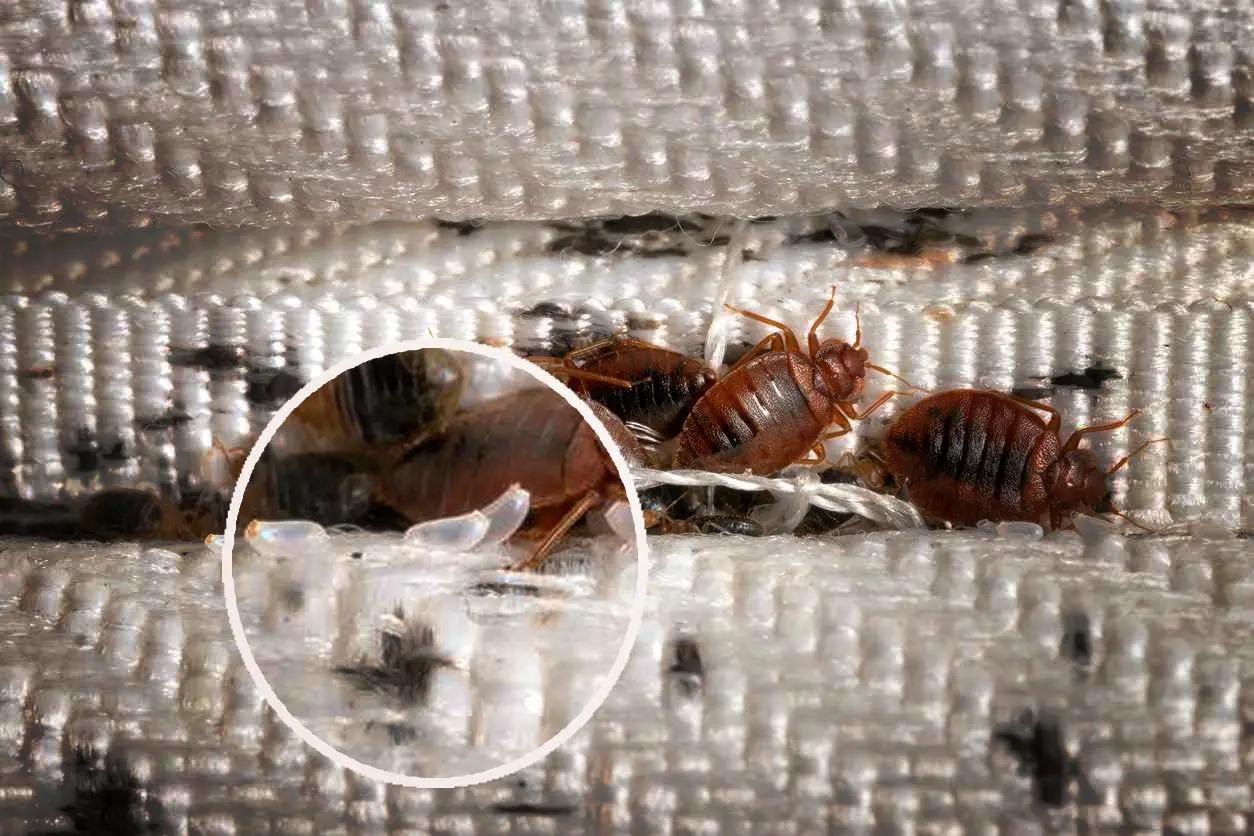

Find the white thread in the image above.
[
  {"left": 631, "top": 467, "right": 926, "bottom": 530},
  {"left": 701, "top": 219, "right": 751, "bottom": 373}
]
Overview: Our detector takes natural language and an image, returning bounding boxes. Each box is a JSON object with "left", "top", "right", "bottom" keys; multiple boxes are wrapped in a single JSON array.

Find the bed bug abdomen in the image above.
[
  {"left": 884, "top": 390, "right": 1059, "bottom": 525},
  {"left": 674, "top": 352, "right": 826, "bottom": 474}
]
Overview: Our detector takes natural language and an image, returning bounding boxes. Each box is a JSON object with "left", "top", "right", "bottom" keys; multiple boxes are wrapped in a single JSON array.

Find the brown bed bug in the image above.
[
  {"left": 584, "top": 399, "right": 653, "bottom": 468},
  {"left": 77, "top": 488, "right": 228, "bottom": 542},
  {"left": 287, "top": 348, "right": 465, "bottom": 461},
  {"left": 673, "top": 288, "right": 916, "bottom": 475},
  {"left": 534, "top": 338, "right": 716, "bottom": 439},
  {"left": 882, "top": 389, "right": 1169, "bottom": 529},
  {"left": 376, "top": 387, "right": 629, "bottom": 571}
]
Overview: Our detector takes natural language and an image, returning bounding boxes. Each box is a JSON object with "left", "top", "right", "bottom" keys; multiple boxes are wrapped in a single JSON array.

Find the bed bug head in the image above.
[
  {"left": 1045, "top": 447, "right": 1107, "bottom": 513},
  {"left": 1046, "top": 411, "right": 1170, "bottom": 530},
  {"left": 813, "top": 339, "right": 869, "bottom": 403}
]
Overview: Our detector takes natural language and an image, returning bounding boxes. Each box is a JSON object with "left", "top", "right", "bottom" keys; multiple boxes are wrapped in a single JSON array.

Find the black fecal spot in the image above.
[
  {"left": 636, "top": 246, "right": 691, "bottom": 259},
  {"left": 468, "top": 581, "right": 543, "bottom": 597},
  {"left": 993, "top": 709, "right": 1074, "bottom": 807},
  {"left": 491, "top": 802, "right": 579, "bottom": 816},
  {"left": 171, "top": 345, "right": 247, "bottom": 371},
  {"left": 1013, "top": 233, "right": 1055, "bottom": 255},
  {"left": 1060, "top": 610, "right": 1092, "bottom": 669},
  {"left": 600, "top": 213, "right": 683, "bottom": 235},
  {"left": 545, "top": 232, "right": 628, "bottom": 257},
  {"left": 434, "top": 219, "right": 482, "bottom": 236},
  {"left": 1049, "top": 366, "right": 1121, "bottom": 390},
  {"left": 18, "top": 366, "right": 55, "bottom": 380},
  {"left": 365, "top": 721, "right": 418, "bottom": 745},
  {"left": 245, "top": 368, "right": 304, "bottom": 406},
  {"left": 99, "top": 440, "right": 132, "bottom": 462},
  {"left": 57, "top": 746, "right": 159, "bottom": 834},
  {"left": 135, "top": 411, "right": 192, "bottom": 431},
  {"left": 1011, "top": 386, "right": 1053, "bottom": 401},
  {"left": 334, "top": 617, "right": 454, "bottom": 705},
  {"left": 789, "top": 228, "right": 839, "bottom": 245},
  {"left": 669, "top": 637, "right": 704, "bottom": 697},
  {"left": 349, "top": 551, "right": 363, "bottom": 559},
  {"left": 65, "top": 431, "right": 98, "bottom": 473}
]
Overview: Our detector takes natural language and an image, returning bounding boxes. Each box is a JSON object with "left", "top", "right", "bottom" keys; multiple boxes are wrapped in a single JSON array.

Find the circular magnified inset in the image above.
[{"left": 220, "top": 340, "right": 648, "bottom": 787}]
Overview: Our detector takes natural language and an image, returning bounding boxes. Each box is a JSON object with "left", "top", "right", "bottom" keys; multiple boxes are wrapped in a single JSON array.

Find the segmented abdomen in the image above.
[
  {"left": 385, "top": 389, "right": 598, "bottom": 522},
  {"left": 674, "top": 353, "right": 824, "bottom": 475},
  {"left": 884, "top": 390, "right": 1054, "bottom": 524},
  {"left": 579, "top": 345, "right": 713, "bottom": 437}
]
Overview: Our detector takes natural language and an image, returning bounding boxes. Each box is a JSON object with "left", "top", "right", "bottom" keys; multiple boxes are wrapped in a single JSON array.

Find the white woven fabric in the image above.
[
  {"left": 0, "top": 1, "right": 1251, "bottom": 228},
  {"left": 2, "top": 210, "right": 1251, "bottom": 527},
  {"left": 231, "top": 531, "right": 637, "bottom": 781},
  {"left": 1, "top": 528, "right": 1250, "bottom": 832}
]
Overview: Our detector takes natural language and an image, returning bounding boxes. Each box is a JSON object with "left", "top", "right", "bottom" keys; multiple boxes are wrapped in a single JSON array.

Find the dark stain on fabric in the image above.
[
  {"left": 1049, "top": 366, "right": 1122, "bottom": 390},
  {"left": 993, "top": 708, "right": 1075, "bottom": 806}
]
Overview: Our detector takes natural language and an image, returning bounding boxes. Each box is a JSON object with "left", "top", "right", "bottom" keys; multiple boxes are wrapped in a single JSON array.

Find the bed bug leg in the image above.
[
  {"left": 1062, "top": 409, "right": 1141, "bottom": 453},
  {"left": 1010, "top": 395, "right": 1064, "bottom": 434},
  {"left": 1103, "top": 505, "right": 1164, "bottom": 534},
  {"left": 806, "top": 287, "right": 839, "bottom": 355},
  {"left": 510, "top": 489, "right": 605, "bottom": 572},
  {"left": 726, "top": 332, "right": 788, "bottom": 376},
  {"left": 1105, "top": 437, "right": 1171, "bottom": 476},
  {"left": 202, "top": 438, "right": 249, "bottom": 486},
  {"left": 724, "top": 304, "right": 803, "bottom": 353},
  {"left": 530, "top": 355, "right": 634, "bottom": 390},
  {"left": 840, "top": 390, "right": 911, "bottom": 421},
  {"left": 797, "top": 443, "right": 828, "bottom": 466}
]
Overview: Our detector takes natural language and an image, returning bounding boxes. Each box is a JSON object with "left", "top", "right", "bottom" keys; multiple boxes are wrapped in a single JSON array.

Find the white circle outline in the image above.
[{"left": 220, "top": 338, "right": 650, "bottom": 788}]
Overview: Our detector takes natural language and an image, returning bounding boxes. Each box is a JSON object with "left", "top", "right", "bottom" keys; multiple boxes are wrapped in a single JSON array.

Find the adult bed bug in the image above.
[
  {"left": 673, "top": 288, "right": 915, "bottom": 475},
  {"left": 377, "top": 387, "right": 630, "bottom": 570},
  {"left": 881, "top": 389, "right": 1168, "bottom": 529},
  {"left": 536, "top": 338, "right": 716, "bottom": 439},
  {"left": 77, "top": 488, "right": 228, "bottom": 541}
]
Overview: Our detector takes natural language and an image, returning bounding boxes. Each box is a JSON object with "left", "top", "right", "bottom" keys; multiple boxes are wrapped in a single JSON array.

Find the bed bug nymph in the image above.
[
  {"left": 673, "top": 287, "right": 918, "bottom": 475},
  {"left": 882, "top": 389, "right": 1170, "bottom": 530}
]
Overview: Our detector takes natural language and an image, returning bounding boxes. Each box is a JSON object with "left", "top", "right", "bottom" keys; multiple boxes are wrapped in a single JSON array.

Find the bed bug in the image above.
[
  {"left": 77, "top": 488, "right": 227, "bottom": 542},
  {"left": 673, "top": 288, "right": 916, "bottom": 475},
  {"left": 238, "top": 451, "right": 377, "bottom": 530},
  {"left": 535, "top": 338, "right": 716, "bottom": 439},
  {"left": 377, "top": 387, "right": 629, "bottom": 570},
  {"left": 584, "top": 399, "right": 653, "bottom": 468},
  {"left": 881, "top": 389, "right": 1169, "bottom": 529},
  {"left": 287, "top": 349, "right": 465, "bottom": 460}
]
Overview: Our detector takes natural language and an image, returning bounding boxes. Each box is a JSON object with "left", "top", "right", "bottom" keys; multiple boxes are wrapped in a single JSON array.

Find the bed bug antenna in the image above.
[
  {"left": 865, "top": 362, "right": 926, "bottom": 393},
  {"left": 1105, "top": 436, "right": 1171, "bottom": 476}
]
